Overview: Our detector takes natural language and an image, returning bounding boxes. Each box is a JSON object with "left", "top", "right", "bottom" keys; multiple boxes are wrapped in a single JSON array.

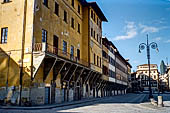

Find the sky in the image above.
[{"left": 87, "top": 0, "right": 170, "bottom": 71}]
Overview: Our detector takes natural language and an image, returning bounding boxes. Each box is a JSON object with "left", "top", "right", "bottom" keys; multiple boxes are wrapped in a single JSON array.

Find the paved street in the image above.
[{"left": 1, "top": 93, "right": 170, "bottom": 113}]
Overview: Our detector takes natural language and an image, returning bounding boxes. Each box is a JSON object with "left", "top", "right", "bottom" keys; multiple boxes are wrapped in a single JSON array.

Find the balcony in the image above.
[{"left": 34, "top": 43, "right": 88, "bottom": 66}]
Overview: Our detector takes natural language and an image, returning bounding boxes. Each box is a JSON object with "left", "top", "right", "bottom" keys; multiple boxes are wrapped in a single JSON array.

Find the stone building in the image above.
[
  {"left": 81, "top": 1, "right": 108, "bottom": 98},
  {"left": 0, "top": 0, "right": 109, "bottom": 105},
  {"left": 136, "top": 64, "right": 159, "bottom": 92},
  {"left": 102, "top": 37, "right": 132, "bottom": 96},
  {"left": 0, "top": 0, "right": 131, "bottom": 105},
  {"left": 159, "top": 65, "right": 170, "bottom": 92}
]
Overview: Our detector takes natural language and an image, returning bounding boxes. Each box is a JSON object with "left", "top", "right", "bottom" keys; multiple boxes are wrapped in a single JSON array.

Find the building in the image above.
[
  {"left": 159, "top": 60, "right": 170, "bottom": 92},
  {"left": 159, "top": 64, "right": 170, "bottom": 92},
  {"left": 160, "top": 60, "right": 166, "bottom": 75},
  {"left": 0, "top": 0, "right": 109, "bottom": 105},
  {"left": 128, "top": 72, "right": 140, "bottom": 93},
  {"left": 115, "top": 51, "right": 131, "bottom": 94},
  {"left": 81, "top": 1, "right": 108, "bottom": 98},
  {"left": 136, "top": 64, "right": 159, "bottom": 92},
  {"left": 0, "top": 0, "right": 132, "bottom": 106},
  {"left": 102, "top": 37, "right": 132, "bottom": 96},
  {"left": 165, "top": 66, "right": 170, "bottom": 91}
]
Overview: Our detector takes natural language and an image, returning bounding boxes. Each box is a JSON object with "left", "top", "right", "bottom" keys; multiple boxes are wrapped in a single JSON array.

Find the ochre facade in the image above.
[{"left": 0, "top": 0, "right": 131, "bottom": 105}]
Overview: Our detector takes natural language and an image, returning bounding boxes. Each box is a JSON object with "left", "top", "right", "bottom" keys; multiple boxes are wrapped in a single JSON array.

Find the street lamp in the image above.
[{"left": 139, "top": 34, "right": 158, "bottom": 99}]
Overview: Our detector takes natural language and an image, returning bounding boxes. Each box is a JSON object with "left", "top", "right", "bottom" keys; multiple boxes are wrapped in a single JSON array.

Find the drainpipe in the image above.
[{"left": 19, "top": 0, "right": 27, "bottom": 106}]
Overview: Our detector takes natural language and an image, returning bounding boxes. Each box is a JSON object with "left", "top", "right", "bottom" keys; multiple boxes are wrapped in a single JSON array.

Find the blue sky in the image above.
[{"left": 87, "top": 0, "right": 170, "bottom": 71}]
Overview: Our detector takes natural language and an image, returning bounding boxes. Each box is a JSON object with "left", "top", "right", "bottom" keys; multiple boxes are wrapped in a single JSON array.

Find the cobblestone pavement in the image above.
[{"left": 1, "top": 93, "right": 170, "bottom": 113}]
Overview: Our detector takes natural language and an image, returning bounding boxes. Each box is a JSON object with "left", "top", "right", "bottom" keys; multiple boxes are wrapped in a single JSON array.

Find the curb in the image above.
[{"left": 0, "top": 98, "right": 102, "bottom": 110}]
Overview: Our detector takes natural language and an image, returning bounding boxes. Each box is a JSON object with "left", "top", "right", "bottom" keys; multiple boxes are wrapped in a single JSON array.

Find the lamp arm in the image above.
[
  {"left": 139, "top": 43, "right": 147, "bottom": 51},
  {"left": 149, "top": 42, "right": 158, "bottom": 49}
]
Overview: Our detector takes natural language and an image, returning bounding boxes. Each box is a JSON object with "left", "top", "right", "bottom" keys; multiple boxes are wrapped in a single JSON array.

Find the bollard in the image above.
[
  {"left": 158, "top": 96, "right": 164, "bottom": 107},
  {"left": 150, "top": 98, "right": 157, "bottom": 106}
]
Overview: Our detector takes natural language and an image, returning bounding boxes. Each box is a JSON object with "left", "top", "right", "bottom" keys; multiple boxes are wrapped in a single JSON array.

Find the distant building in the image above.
[
  {"left": 160, "top": 65, "right": 170, "bottom": 92},
  {"left": 166, "top": 67, "right": 170, "bottom": 90},
  {"left": 128, "top": 72, "right": 139, "bottom": 93},
  {"left": 136, "top": 64, "right": 159, "bottom": 91},
  {"left": 102, "top": 37, "right": 132, "bottom": 96},
  {"left": 160, "top": 60, "right": 166, "bottom": 75}
]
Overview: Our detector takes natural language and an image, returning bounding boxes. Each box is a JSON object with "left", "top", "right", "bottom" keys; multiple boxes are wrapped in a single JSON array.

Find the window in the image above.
[
  {"left": 99, "top": 37, "right": 101, "bottom": 44},
  {"left": 97, "top": 18, "right": 99, "bottom": 25},
  {"left": 91, "top": 10, "right": 93, "bottom": 19},
  {"left": 71, "top": 45, "right": 74, "bottom": 56},
  {"left": 43, "top": 0, "right": 48, "bottom": 7},
  {"left": 102, "top": 51, "right": 107, "bottom": 59},
  {"left": 100, "top": 57, "right": 101, "bottom": 67},
  {"left": 55, "top": 2, "right": 59, "bottom": 16},
  {"left": 97, "top": 34, "right": 99, "bottom": 42},
  {"left": 53, "top": 35, "right": 58, "bottom": 53},
  {"left": 91, "top": 28, "right": 93, "bottom": 37},
  {"left": 94, "top": 53, "right": 96, "bottom": 65},
  {"left": 1, "top": 27, "right": 8, "bottom": 44},
  {"left": 110, "top": 48, "right": 114, "bottom": 53},
  {"left": 154, "top": 75, "right": 156, "bottom": 79},
  {"left": 42, "top": 29, "right": 47, "bottom": 42},
  {"left": 64, "top": 10, "right": 67, "bottom": 23},
  {"left": 77, "top": 49, "right": 80, "bottom": 60},
  {"left": 103, "top": 66, "right": 108, "bottom": 75},
  {"left": 97, "top": 56, "right": 99, "bottom": 66},
  {"left": 99, "top": 21, "right": 102, "bottom": 28},
  {"left": 93, "top": 31, "right": 95, "bottom": 39},
  {"left": 70, "top": 45, "right": 74, "bottom": 60},
  {"left": 3, "top": 0, "right": 10, "bottom": 3},
  {"left": 78, "top": 4, "right": 80, "bottom": 14},
  {"left": 71, "top": 0, "right": 74, "bottom": 7},
  {"left": 71, "top": 18, "right": 74, "bottom": 28},
  {"left": 63, "top": 40, "right": 67, "bottom": 53},
  {"left": 94, "top": 13, "right": 96, "bottom": 22},
  {"left": 78, "top": 23, "right": 80, "bottom": 33}
]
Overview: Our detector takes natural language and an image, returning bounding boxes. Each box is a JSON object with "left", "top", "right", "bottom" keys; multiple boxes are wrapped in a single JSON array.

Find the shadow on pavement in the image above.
[
  {"left": 3, "top": 93, "right": 170, "bottom": 113},
  {"left": 50, "top": 93, "right": 149, "bottom": 112}
]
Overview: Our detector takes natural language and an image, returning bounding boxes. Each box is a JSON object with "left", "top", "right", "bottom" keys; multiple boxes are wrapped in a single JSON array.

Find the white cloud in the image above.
[
  {"left": 154, "top": 37, "right": 161, "bottom": 41},
  {"left": 139, "top": 24, "right": 159, "bottom": 33},
  {"left": 113, "top": 22, "right": 137, "bottom": 41},
  {"left": 165, "top": 40, "right": 170, "bottom": 43},
  {"left": 132, "top": 60, "right": 139, "bottom": 64},
  {"left": 152, "top": 18, "right": 166, "bottom": 24}
]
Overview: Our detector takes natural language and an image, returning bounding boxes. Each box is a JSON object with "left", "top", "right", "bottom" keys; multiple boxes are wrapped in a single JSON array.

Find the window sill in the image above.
[
  {"left": 0, "top": 43, "right": 7, "bottom": 44},
  {"left": 63, "top": 20, "right": 68, "bottom": 24},
  {"left": 54, "top": 13, "right": 59, "bottom": 17},
  {"left": 1, "top": 1, "right": 12, "bottom": 4},
  {"left": 91, "top": 63, "right": 102, "bottom": 68},
  {"left": 42, "top": 4, "right": 49, "bottom": 9}
]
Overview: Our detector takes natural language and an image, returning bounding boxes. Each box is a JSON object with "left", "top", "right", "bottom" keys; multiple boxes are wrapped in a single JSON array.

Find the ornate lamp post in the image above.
[{"left": 139, "top": 34, "right": 158, "bottom": 99}]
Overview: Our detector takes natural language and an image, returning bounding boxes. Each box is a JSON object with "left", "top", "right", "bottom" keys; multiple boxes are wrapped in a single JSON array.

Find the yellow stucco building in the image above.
[
  {"left": 0, "top": 0, "right": 132, "bottom": 106},
  {"left": 0, "top": 0, "right": 111, "bottom": 105}
]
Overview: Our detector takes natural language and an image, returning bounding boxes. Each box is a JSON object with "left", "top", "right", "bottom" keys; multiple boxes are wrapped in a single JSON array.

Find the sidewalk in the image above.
[
  {"left": 0, "top": 94, "right": 149, "bottom": 110},
  {"left": 140, "top": 102, "right": 160, "bottom": 110},
  {"left": 0, "top": 97, "right": 102, "bottom": 110}
]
